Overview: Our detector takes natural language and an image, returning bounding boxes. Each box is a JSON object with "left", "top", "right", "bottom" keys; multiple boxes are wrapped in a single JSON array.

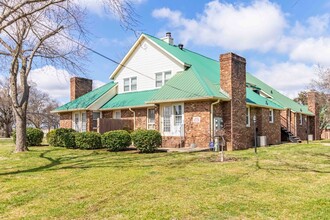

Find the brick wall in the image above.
[
  {"left": 296, "top": 114, "right": 308, "bottom": 140},
  {"left": 183, "top": 101, "right": 212, "bottom": 148},
  {"left": 59, "top": 112, "right": 72, "bottom": 129},
  {"left": 70, "top": 77, "right": 92, "bottom": 101},
  {"left": 256, "top": 108, "right": 281, "bottom": 145},
  {"left": 102, "top": 111, "right": 113, "bottom": 118},
  {"left": 308, "top": 91, "right": 320, "bottom": 140},
  {"left": 220, "top": 53, "right": 247, "bottom": 151}
]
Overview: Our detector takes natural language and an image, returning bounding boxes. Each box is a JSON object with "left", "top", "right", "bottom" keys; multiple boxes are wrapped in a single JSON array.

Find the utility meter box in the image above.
[
  {"left": 308, "top": 134, "right": 313, "bottom": 141},
  {"left": 214, "top": 117, "right": 223, "bottom": 133}
]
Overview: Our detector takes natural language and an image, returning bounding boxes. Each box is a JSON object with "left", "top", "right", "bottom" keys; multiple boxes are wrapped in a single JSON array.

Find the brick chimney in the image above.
[
  {"left": 220, "top": 53, "right": 247, "bottom": 151},
  {"left": 70, "top": 77, "right": 93, "bottom": 101},
  {"left": 307, "top": 91, "right": 320, "bottom": 140}
]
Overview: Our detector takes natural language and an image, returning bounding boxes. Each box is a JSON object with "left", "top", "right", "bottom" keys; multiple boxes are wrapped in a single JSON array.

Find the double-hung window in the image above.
[
  {"left": 269, "top": 109, "right": 274, "bottom": 123},
  {"left": 155, "top": 71, "right": 171, "bottom": 88},
  {"left": 299, "top": 113, "right": 303, "bottom": 125},
  {"left": 147, "top": 108, "right": 155, "bottom": 130},
  {"left": 246, "top": 106, "right": 251, "bottom": 127},
  {"left": 92, "top": 112, "right": 101, "bottom": 129},
  {"left": 73, "top": 112, "right": 87, "bottom": 132},
  {"left": 123, "top": 77, "right": 137, "bottom": 92},
  {"left": 113, "top": 110, "right": 121, "bottom": 119},
  {"left": 162, "top": 104, "right": 184, "bottom": 136}
]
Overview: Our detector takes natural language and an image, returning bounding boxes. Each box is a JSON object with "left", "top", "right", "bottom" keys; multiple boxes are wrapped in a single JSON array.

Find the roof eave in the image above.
[
  {"left": 100, "top": 104, "right": 155, "bottom": 111},
  {"left": 146, "top": 96, "right": 230, "bottom": 104}
]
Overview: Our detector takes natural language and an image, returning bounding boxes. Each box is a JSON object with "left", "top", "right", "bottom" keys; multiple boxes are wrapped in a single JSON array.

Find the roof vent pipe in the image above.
[
  {"left": 161, "top": 32, "right": 174, "bottom": 45},
  {"left": 178, "top": 44, "right": 184, "bottom": 50}
]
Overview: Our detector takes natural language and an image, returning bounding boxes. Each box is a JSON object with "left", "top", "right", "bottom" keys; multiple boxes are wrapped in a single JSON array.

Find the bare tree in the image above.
[
  {"left": 0, "top": 1, "right": 137, "bottom": 152},
  {"left": 0, "top": 78, "right": 13, "bottom": 137},
  {"left": 27, "top": 84, "right": 60, "bottom": 130}
]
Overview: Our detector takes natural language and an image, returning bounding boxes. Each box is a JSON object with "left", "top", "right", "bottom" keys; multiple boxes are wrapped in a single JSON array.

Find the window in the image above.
[
  {"left": 92, "top": 112, "right": 101, "bottom": 129},
  {"left": 81, "top": 112, "right": 86, "bottom": 132},
  {"left": 155, "top": 71, "right": 171, "bottom": 87},
  {"left": 155, "top": 72, "right": 163, "bottom": 87},
  {"left": 299, "top": 113, "right": 303, "bottom": 125},
  {"left": 269, "top": 109, "right": 274, "bottom": 123},
  {"left": 73, "top": 112, "right": 87, "bottom": 132},
  {"left": 113, "top": 110, "right": 121, "bottom": 119},
  {"left": 163, "top": 106, "right": 171, "bottom": 132},
  {"left": 131, "top": 77, "right": 137, "bottom": 91},
  {"left": 162, "top": 104, "right": 184, "bottom": 136},
  {"left": 123, "top": 77, "right": 137, "bottom": 92},
  {"left": 164, "top": 71, "right": 171, "bottom": 83},
  {"left": 173, "top": 105, "right": 183, "bottom": 126},
  {"left": 147, "top": 108, "right": 155, "bottom": 130},
  {"left": 74, "top": 113, "right": 79, "bottom": 131},
  {"left": 124, "top": 78, "right": 130, "bottom": 92},
  {"left": 246, "top": 107, "right": 250, "bottom": 127}
]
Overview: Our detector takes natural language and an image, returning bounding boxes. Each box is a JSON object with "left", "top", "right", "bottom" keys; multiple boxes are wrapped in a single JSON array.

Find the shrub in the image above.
[
  {"left": 131, "top": 129, "right": 162, "bottom": 153},
  {"left": 12, "top": 128, "right": 44, "bottom": 146},
  {"left": 46, "top": 130, "right": 56, "bottom": 145},
  {"left": 102, "top": 130, "right": 131, "bottom": 151},
  {"left": 75, "top": 132, "right": 102, "bottom": 149},
  {"left": 48, "top": 128, "right": 76, "bottom": 148}
]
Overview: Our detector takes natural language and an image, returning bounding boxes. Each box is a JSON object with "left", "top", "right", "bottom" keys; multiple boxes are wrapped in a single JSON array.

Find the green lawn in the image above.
[{"left": 0, "top": 139, "right": 329, "bottom": 219}]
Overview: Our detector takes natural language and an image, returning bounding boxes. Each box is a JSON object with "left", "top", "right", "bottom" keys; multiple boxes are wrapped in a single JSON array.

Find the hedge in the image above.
[
  {"left": 131, "top": 129, "right": 162, "bottom": 153},
  {"left": 102, "top": 130, "right": 131, "bottom": 151},
  {"left": 75, "top": 132, "right": 102, "bottom": 149},
  {"left": 12, "top": 128, "right": 44, "bottom": 146},
  {"left": 48, "top": 128, "right": 76, "bottom": 148}
]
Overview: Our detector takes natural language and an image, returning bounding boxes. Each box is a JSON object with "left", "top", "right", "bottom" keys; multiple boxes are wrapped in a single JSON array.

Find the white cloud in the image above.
[
  {"left": 289, "top": 37, "right": 330, "bottom": 66},
  {"left": 29, "top": 65, "right": 106, "bottom": 103},
  {"left": 152, "top": 0, "right": 286, "bottom": 52},
  {"left": 254, "top": 62, "right": 316, "bottom": 98}
]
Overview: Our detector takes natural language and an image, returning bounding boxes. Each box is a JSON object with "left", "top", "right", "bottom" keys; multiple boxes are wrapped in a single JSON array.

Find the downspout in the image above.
[
  {"left": 129, "top": 108, "right": 136, "bottom": 130},
  {"left": 210, "top": 99, "right": 220, "bottom": 142}
]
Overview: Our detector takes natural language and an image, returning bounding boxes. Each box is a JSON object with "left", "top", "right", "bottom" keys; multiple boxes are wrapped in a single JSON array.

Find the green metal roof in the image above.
[
  {"left": 246, "top": 88, "right": 283, "bottom": 109},
  {"left": 148, "top": 68, "right": 229, "bottom": 102},
  {"left": 54, "top": 82, "right": 116, "bottom": 112},
  {"left": 101, "top": 89, "right": 158, "bottom": 109},
  {"left": 246, "top": 74, "right": 313, "bottom": 115},
  {"left": 145, "top": 33, "right": 312, "bottom": 114}
]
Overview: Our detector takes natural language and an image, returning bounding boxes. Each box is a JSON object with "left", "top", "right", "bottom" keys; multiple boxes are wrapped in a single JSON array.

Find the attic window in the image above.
[{"left": 155, "top": 71, "right": 171, "bottom": 88}]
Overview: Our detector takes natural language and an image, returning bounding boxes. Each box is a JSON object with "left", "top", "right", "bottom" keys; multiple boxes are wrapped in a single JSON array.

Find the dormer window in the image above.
[
  {"left": 155, "top": 71, "right": 171, "bottom": 88},
  {"left": 123, "top": 77, "right": 137, "bottom": 92}
]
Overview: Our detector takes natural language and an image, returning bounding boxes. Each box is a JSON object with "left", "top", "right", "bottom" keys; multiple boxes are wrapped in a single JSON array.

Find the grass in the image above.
[{"left": 0, "top": 139, "right": 329, "bottom": 219}]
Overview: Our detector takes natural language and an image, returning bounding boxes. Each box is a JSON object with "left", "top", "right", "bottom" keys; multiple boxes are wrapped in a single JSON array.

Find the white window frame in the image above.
[
  {"left": 161, "top": 103, "right": 184, "bottom": 136},
  {"left": 269, "top": 109, "right": 274, "bottom": 123},
  {"left": 123, "top": 77, "right": 137, "bottom": 92},
  {"left": 81, "top": 112, "right": 87, "bottom": 132},
  {"left": 72, "top": 111, "right": 87, "bottom": 132},
  {"left": 92, "top": 111, "right": 102, "bottom": 129},
  {"left": 246, "top": 106, "right": 251, "bottom": 127},
  {"left": 147, "top": 108, "right": 156, "bottom": 130},
  {"left": 113, "top": 110, "right": 121, "bottom": 119},
  {"left": 299, "top": 113, "right": 303, "bottom": 125},
  {"left": 155, "top": 71, "right": 172, "bottom": 88}
]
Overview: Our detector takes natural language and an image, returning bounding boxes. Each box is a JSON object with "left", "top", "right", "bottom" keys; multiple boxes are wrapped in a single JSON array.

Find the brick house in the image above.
[{"left": 52, "top": 32, "right": 320, "bottom": 150}]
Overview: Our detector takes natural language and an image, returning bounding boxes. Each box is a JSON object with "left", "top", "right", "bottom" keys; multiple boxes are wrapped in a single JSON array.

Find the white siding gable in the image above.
[{"left": 113, "top": 38, "right": 184, "bottom": 94}]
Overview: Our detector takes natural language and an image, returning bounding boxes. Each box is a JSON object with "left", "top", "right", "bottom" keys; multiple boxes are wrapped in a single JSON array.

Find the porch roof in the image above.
[
  {"left": 100, "top": 89, "right": 158, "bottom": 110},
  {"left": 53, "top": 82, "right": 116, "bottom": 112}
]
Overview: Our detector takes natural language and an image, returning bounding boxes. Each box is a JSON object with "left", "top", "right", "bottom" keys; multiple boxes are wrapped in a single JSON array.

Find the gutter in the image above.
[
  {"left": 210, "top": 99, "right": 220, "bottom": 142},
  {"left": 129, "top": 108, "right": 136, "bottom": 130}
]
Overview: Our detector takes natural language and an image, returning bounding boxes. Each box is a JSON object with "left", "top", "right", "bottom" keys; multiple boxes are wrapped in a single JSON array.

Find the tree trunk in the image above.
[
  {"left": 4, "top": 123, "right": 11, "bottom": 138},
  {"left": 14, "top": 109, "right": 28, "bottom": 152}
]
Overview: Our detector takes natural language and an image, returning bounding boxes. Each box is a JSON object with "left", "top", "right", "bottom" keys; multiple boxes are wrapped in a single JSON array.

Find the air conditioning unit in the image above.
[
  {"left": 257, "top": 136, "right": 267, "bottom": 147},
  {"left": 308, "top": 134, "right": 313, "bottom": 141}
]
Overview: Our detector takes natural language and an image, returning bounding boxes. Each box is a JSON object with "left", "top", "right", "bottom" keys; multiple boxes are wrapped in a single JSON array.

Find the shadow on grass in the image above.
[{"left": 0, "top": 148, "right": 192, "bottom": 176}]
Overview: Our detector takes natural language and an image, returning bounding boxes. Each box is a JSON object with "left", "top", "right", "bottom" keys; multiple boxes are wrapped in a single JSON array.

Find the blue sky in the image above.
[{"left": 28, "top": 0, "right": 330, "bottom": 103}]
